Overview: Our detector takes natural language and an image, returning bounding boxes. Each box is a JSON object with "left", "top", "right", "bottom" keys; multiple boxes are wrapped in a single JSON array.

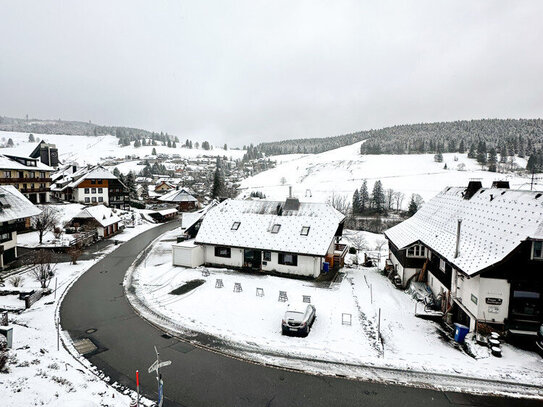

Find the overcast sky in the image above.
[{"left": 1, "top": 1, "right": 542, "bottom": 146}]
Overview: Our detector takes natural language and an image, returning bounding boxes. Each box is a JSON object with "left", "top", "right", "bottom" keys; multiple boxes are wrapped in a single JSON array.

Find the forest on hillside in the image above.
[{"left": 258, "top": 119, "right": 543, "bottom": 161}]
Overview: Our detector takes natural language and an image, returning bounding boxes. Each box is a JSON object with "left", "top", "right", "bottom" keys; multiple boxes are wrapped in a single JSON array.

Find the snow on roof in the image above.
[
  {"left": 0, "top": 185, "right": 41, "bottom": 222},
  {"left": 155, "top": 208, "right": 178, "bottom": 216},
  {"left": 182, "top": 200, "right": 218, "bottom": 230},
  {"left": 195, "top": 199, "right": 345, "bottom": 256},
  {"left": 72, "top": 204, "right": 121, "bottom": 227},
  {"left": 0, "top": 154, "right": 53, "bottom": 171},
  {"left": 158, "top": 188, "right": 198, "bottom": 203},
  {"left": 52, "top": 165, "right": 119, "bottom": 191},
  {"left": 385, "top": 186, "right": 543, "bottom": 276}
]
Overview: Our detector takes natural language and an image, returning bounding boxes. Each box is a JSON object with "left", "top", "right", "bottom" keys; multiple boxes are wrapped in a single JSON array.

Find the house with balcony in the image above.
[
  {"left": 385, "top": 181, "right": 543, "bottom": 335},
  {"left": 0, "top": 185, "right": 41, "bottom": 268},
  {"left": 0, "top": 154, "right": 53, "bottom": 204},
  {"left": 51, "top": 165, "right": 128, "bottom": 209},
  {"left": 172, "top": 197, "right": 346, "bottom": 278}
]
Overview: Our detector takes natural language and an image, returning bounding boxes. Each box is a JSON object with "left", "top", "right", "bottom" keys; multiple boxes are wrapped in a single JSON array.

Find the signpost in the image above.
[
  {"left": 136, "top": 370, "right": 140, "bottom": 406},
  {"left": 148, "top": 346, "right": 171, "bottom": 407}
]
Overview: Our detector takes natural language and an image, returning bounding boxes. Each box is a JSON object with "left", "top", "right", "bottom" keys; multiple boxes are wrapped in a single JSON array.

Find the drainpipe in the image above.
[
  {"left": 455, "top": 219, "right": 462, "bottom": 258},
  {"left": 289, "top": 186, "right": 292, "bottom": 198}
]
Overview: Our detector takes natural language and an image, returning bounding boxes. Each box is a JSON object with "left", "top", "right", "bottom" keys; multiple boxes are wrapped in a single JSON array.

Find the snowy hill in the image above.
[
  {"left": 0, "top": 130, "right": 245, "bottom": 166},
  {"left": 239, "top": 141, "right": 533, "bottom": 206}
]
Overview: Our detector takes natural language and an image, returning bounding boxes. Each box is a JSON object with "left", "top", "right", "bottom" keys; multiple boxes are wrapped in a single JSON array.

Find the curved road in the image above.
[{"left": 60, "top": 222, "right": 541, "bottom": 407}]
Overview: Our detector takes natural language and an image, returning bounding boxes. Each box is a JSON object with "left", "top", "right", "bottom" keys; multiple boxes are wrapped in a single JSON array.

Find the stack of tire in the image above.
[{"left": 488, "top": 332, "right": 502, "bottom": 357}]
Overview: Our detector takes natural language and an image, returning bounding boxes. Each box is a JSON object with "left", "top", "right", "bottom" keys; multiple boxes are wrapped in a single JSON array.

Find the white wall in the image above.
[
  {"left": 75, "top": 187, "right": 109, "bottom": 205},
  {"left": 172, "top": 244, "right": 204, "bottom": 268},
  {"left": 477, "top": 277, "right": 510, "bottom": 324},
  {"left": 389, "top": 251, "right": 418, "bottom": 286},
  {"left": 0, "top": 231, "right": 17, "bottom": 268},
  {"left": 427, "top": 270, "right": 449, "bottom": 299},
  {"left": 262, "top": 251, "right": 321, "bottom": 278},
  {"left": 203, "top": 245, "right": 243, "bottom": 268}
]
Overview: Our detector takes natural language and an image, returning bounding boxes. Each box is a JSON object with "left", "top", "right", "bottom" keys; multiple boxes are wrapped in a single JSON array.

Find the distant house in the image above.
[
  {"left": 51, "top": 165, "right": 128, "bottom": 208},
  {"left": 154, "top": 181, "right": 175, "bottom": 194},
  {"left": 173, "top": 198, "right": 347, "bottom": 278},
  {"left": 158, "top": 188, "right": 198, "bottom": 211},
  {"left": 70, "top": 205, "right": 122, "bottom": 238},
  {"left": 148, "top": 208, "right": 178, "bottom": 223},
  {"left": 385, "top": 181, "right": 543, "bottom": 335},
  {"left": 0, "top": 153, "right": 54, "bottom": 204},
  {"left": 0, "top": 185, "right": 41, "bottom": 268}
]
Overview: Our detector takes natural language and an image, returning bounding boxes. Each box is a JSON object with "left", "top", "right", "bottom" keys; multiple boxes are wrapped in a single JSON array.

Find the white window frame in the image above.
[
  {"left": 439, "top": 258, "right": 446, "bottom": 272},
  {"left": 300, "top": 226, "right": 310, "bottom": 236},
  {"left": 406, "top": 244, "right": 427, "bottom": 258},
  {"left": 532, "top": 241, "right": 543, "bottom": 260},
  {"left": 271, "top": 224, "right": 281, "bottom": 234},
  {"left": 231, "top": 221, "right": 240, "bottom": 231}
]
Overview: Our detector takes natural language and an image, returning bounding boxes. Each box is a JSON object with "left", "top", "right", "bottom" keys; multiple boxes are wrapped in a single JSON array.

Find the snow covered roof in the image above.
[
  {"left": 158, "top": 189, "right": 198, "bottom": 203},
  {"left": 195, "top": 199, "right": 345, "bottom": 256},
  {"left": 0, "top": 185, "right": 41, "bottom": 222},
  {"left": 0, "top": 154, "right": 53, "bottom": 171},
  {"left": 385, "top": 186, "right": 543, "bottom": 276},
  {"left": 155, "top": 208, "right": 178, "bottom": 216},
  {"left": 72, "top": 205, "right": 121, "bottom": 227},
  {"left": 53, "top": 165, "right": 120, "bottom": 191},
  {"left": 182, "top": 200, "right": 218, "bottom": 230}
]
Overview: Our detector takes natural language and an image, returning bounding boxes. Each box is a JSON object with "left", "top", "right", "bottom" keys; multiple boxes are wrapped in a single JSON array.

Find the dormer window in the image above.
[
  {"left": 300, "top": 226, "right": 310, "bottom": 236},
  {"left": 533, "top": 241, "right": 543, "bottom": 260},
  {"left": 406, "top": 244, "right": 426, "bottom": 258},
  {"left": 271, "top": 224, "right": 281, "bottom": 234},
  {"left": 231, "top": 221, "right": 240, "bottom": 231}
]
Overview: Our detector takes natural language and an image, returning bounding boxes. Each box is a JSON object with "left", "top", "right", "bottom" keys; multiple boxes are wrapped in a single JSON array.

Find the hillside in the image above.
[
  {"left": 239, "top": 140, "right": 534, "bottom": 208},
  {"left": 258, "top": 119, "right": 543, "bottom": 157}
]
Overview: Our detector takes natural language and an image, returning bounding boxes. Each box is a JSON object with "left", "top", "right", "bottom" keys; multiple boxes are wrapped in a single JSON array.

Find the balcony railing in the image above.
[
  {"left": 0, "top": 177, "right": 52, "bottom": 183},
  {"left": 21, "top": 187, "right": 49, "bottom": 193}
]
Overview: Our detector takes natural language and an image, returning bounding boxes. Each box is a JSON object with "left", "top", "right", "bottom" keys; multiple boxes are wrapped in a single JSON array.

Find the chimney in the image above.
[
  {"left": 455, "top": 219, "right": 462, "bottom": 258},
  {"left": 463, "top": 181, "right": 482, "bottom": 200},
  {"left": 491, "top": 181, "right": 510, "bottom": 189},
  {"left": 289, "top": 186, "right": 292, "bottom": 198}
]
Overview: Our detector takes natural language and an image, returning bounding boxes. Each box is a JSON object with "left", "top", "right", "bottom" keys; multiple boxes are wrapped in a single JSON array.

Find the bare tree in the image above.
[
  {"left": 393, "top": 191, "right": 405, "bottom": 211},
  {"left": 385, "top": 188, "right": 395, "bottom": 210},
  {"left": 327, "top": 193, "right": 351, "bottom": 215},
  {"left": 32, "top": 250, "right": 56, "bottom": 289},
  {"left": 68, "top": 243, "right": 83, "bottom": 265},
  {"left": 32, "top": 207, "right": 59, "bottom": 244},
  {"left": 349, "top": 233, "right": 367, "bottom": 265},
  {"left": 280, "top": 176, "right": 287, "bottom": 186}
]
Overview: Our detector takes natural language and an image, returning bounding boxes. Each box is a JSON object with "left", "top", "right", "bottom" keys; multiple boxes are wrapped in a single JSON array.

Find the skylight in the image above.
[
  {"left": 231, "top": 221, "right": 240, "bottom": 230},
  {"left": 300, "top": 226, "right": 310, "bottom": 236},
  {"left": 271, "top": 224, "right": 281, "bottom": 234}
]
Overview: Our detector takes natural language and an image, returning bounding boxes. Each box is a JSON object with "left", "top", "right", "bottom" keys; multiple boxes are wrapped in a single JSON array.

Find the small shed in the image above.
[
  {"left": 172, "top": 240, "right": 204, "bottom": 268},
  {"left": 148, "top": 208, "right": 178, "bottom": 223}
]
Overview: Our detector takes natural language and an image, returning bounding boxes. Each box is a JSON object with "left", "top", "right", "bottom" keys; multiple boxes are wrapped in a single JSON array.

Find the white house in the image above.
[
  {"left": 0, "top": 185, "right": 41, "bottom": 268},
  {"left": 173, "top": 198, "right": 346, "bottom": 278}
]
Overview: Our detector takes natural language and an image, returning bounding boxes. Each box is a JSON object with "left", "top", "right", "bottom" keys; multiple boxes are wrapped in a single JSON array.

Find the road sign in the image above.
[
  {"left": 148, "top": 359, "right": 171, "bottom": 373},
  {"left": 148, "top": 360, "right": 158, "bottom": 374}
]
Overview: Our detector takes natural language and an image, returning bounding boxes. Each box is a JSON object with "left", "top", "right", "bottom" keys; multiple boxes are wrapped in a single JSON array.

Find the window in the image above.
[
  {"left": 29, "top": 171, "right": 35, "bottom": 178},
  {"left": 406, "top": 244, "right": 426, "bottom": 258},
  {"left": 98, "top": 180, "right": 103, "bottom": 184},
  {"left": 271, "top": 224, "right": 281, "bottom": 234},
  {"left": 85, "top": 197, "right": 90, "bottom": 203},
  {"left": 439, "top": 259, "right": 446, "bottom": 272},
  {"left": 98, "top": 188, "right": 103, "bottom": 193},
  {"left": 92, "top": 197, "right": 97, "bottom": 203},
  {"left": 91, "top": 188, "right": 96, "bottom": 194},
  {"left": 40, "top": 171, "right": 45, "bottom": 178},
  {"left": 84, "top": 188, "right": 90, "bottom": 194},
  {"left": 278, "top": 252, "right": 297, "bottom": 266},
  {"left": 231, "top": 221, "right": 240, "bottom": 230},
  {"left": 98, "top": 197, "right": 103, "bottom": 202},
  {"left": 214, "top": 246, "right": 231, "bottom": 258},
  {"left": 263, "top": 251, "right": 271, "bottom": 261},
  {"left": 300, "top": 226, "right": 310, "bottom": 236},
  {"left": 91, "top": 180, "right": 96, "bottom": 184},
  {"left": 0, "top": 232, "right": 11, "bottom": 242},
  {"left": 533, "top": 241, "right": 543, "bottom": 260},
  {"left": 3, "top": 171, "right": 11, "bottom": 178}
]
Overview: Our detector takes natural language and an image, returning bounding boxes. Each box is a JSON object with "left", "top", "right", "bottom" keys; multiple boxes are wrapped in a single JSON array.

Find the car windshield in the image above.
[{"left": 285, "top": 311, "right": 304, "bottom": 320}]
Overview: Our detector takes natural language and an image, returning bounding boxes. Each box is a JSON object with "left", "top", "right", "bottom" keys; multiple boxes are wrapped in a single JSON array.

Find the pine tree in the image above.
[
  {"left": 7, "top": 138, "right": 14, "bottom": 147},
  {"left": 211, "top": 167, "right": 225, "bottom": 199},
  {"left": 352, "top": 189, "right": 360, "bottom": 215},
  {"left": 371, "top": 180, "right": 385, "bottom": 214},
  {"left": 172, "top": 141, "right": 176, "bottom": 148},
  {"left": 28, "top": 133, "right": 35, "bottom": 142},
  {"left": 152, "top": 147, "right": 157, "bottom": 155},
  {"left": 408, "top": 195, "right": 418, "bottom": 216},
  {"left": 167, "top": 140, "right": 172, "bottom": 148},
  {"left": 360, "top": 180, "right": 369, "bottom": 214},
  {"left": 458, "top": 139, "right": 465, "bottom": 154},
  {"left": 488, "top": 148, "right": 497, "bottom": 172},
  {"left": 224, "top": 144, "right": 228, "bottom": 150},
  {"left": 468, "top": 143, "right": 477, "bottom": 159},
  {"left": 134, "top": 139, "right": 141, "bottom": 148},
  {"left": 113, "top": 167, "right": 121, "bottom": 177},
  {"left": 476, "top": 141, "right": 487, "bottom": 167}
]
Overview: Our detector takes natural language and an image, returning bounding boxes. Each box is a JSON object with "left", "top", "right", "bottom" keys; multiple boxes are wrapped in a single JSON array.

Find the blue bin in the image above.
[
  {"left": 454, "top": 323, "right": 469, "bottom": 343},
  {"left": 323, "top": 262, "right": 329, "bottom": 273}
]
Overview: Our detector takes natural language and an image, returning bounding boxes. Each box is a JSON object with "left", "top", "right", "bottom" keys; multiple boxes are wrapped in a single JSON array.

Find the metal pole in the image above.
[
  {"left": 370, "top": 284, "right": 373, "bottom": 304},
  {"left": 136, "top": 370, "right": 140, "bottom": 407},
  {"left": 54, "top": 277, "right": 58, "bottom": 299},
  {"left": 57, "top": 317, "right": 60, "bottom": 351},
  {"left": 378, "top": 308, "right": 381, "bottom": 339},
  {"left": 154, "top": 346, "right": 160, "bottom": 404}
]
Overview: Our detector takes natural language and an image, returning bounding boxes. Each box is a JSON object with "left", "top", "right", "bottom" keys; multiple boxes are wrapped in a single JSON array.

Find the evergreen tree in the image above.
[
  {"left": 458, "top": 139, "right": 465, "bottom": 154},
  {"left": 134, "top": 139, "right": 141, "bottom": 148},
  {"left": 371, "top": 180, "right": 385, "bottom": 214},
  {"left": 352, "top": 189, "right": 360, "bottom": 215},
  {"left": 142, "top": 139, "right": 146, "bottom": 146},
  {"left": 28, "top": 133, "right": 35, "bottom": 142},
  {"left": 468, "top": 143, "right": 477, "bottom": 159},
  {"left": 488, "top": 148, "right": 497, "bottom": 172},
  {"left": 408, "top": 195, "right": 418, "bottom": 216},
  {"left": 167, "top": 140, "right": 172, "bottom": 148},
  {"left": 172, "top": 141, "right": 176, "bottom": 148},
  {"left": 211, "top": 166, "right": 225, "bottom": 199},
  {"left": 224, "top": 144, "right": 228, "bottom": 150},
  {"left": 360, "top": 180, "right": 369, "bottom": 213},
  {"left": 152, "top": 147, "right": 157, "bottom": 155},
  {"left": 125, "top": 171, "right": 137, "bottom": 199},
  {"left": 7, "top": 138, "right": 14, "bottom": 147},
  {"left": 112, "top": 167, "right": 121, "bottom": 177},
  {"left": 476, "top": 141, "right": 487, "bottom": 166}
]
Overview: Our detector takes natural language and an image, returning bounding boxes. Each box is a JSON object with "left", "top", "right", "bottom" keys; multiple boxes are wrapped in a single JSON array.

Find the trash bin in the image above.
[
  {"left": 454, "top": 323, "right": 469, "bottom": 343},
  {"left": 323, "top": 262, "right": 329, "bottom": 273}
]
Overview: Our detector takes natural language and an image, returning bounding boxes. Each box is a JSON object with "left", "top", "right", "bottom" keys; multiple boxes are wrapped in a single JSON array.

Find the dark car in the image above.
[
  {"left": 281, "top": 303, "right": 316, "bottom": 337},
  {"left": 537, "top": 324, "right": 543, "bottom": 354}
]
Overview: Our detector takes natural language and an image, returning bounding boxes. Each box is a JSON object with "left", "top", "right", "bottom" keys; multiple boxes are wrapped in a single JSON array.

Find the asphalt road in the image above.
[{"left": 60, "top": 221, "right": 542, "bottom": 407}]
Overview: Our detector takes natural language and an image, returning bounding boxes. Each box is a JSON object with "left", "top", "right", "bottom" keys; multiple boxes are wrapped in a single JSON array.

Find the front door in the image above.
[{"left": 244, "top": 249, "right": 262, "bottom": 271}]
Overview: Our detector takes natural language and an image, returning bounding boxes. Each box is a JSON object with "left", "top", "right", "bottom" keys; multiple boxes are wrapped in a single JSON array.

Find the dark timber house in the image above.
[{"left": 385, "top": 181, "right": 543, "bottom": 335}]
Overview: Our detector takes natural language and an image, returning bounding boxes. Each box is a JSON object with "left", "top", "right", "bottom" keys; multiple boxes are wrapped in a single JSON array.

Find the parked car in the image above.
[
  {"left": 281, "top": 303, "right": 316, "bottom": 337},
  {"left": 537, "top": 324, "right": 543, "bottom": 354}
]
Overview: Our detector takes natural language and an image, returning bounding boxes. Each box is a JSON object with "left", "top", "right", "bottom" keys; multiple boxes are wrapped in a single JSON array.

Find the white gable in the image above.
[
  {"left": 385, "top": 187, "right": 543, "bottom": 276},
  {"left": 0, "top": 185, "right": 41, "bottom": 222},
  {"left": 72, "top": 204, "right": 121, "bottom": 227},
  {"left": 195, "top": 199, "right": 345, "bottom": 256}
]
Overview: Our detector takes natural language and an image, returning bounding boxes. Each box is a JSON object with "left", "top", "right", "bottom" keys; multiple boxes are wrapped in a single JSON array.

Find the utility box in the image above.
[{"left": 0, "top": 326, "right": 13, "bottom": 348}]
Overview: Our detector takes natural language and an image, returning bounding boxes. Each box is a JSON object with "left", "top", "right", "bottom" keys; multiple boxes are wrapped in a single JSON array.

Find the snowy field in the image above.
[
  {"left": 126, "top": 231, "right": 543, "bottom": 397},
  {"left": 0, "top": 222, "right": 163, "bottom": 406},
  {"left": 239, "top": 141, "right": 534, "bottom": 206},
  {"left": 0, "top": 130, "right": 245, "bottom": 166}
]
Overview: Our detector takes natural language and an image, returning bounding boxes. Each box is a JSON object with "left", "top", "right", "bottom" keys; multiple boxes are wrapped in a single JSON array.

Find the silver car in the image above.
[{"left": 281, "top": 303, "right": 316, "bottom": 337}]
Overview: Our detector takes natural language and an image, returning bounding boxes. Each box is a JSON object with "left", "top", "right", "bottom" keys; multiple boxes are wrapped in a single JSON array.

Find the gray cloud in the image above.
[{"left": 1, "top": 1, "right": 542, "bottom": 146}]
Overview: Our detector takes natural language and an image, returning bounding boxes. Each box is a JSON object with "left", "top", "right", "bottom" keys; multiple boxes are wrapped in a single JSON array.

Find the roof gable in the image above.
[{"left": 0, "top": 185, "right": 41, "bottom": 222}]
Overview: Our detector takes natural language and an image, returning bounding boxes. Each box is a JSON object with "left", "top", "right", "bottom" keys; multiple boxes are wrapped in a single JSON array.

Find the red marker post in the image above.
[{"left": 136, "top": 370, "right": 140, "bottom": 406}]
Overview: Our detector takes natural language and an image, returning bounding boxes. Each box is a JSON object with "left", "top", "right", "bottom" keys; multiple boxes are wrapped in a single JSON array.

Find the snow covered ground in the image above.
[
  {"left": 0, "top": 130, "right": 245, "bottom": 166},
  {"left": 239, "top": 141, "right": 534, "bottom": 206},
  {"left": 126, "top": 232, "right": 543, "bottom": 397},
  {"left": 0, "top": 221, "right": 163, "bottom": 406}
]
